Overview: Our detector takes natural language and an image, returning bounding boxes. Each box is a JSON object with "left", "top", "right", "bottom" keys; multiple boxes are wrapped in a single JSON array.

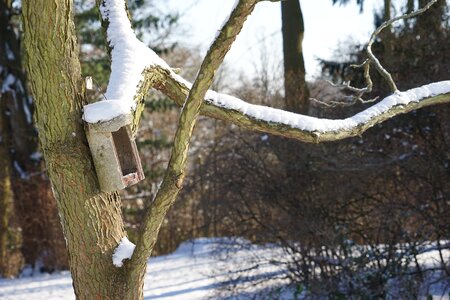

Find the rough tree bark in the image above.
[
  {"left": 0, "top": 91, "right": 17, "bottom": 277},
  {"left": 0, "top": 0, "right": 67, "bottom": 273},
  {"left": 0, "top": 0, "right": 21, "bottom": 278},
  {"left": 22, "top": 0, "right": 133, "bottom": 298},
  {"left": 281, "top": 0, "right": 309, "bottom": 114}
]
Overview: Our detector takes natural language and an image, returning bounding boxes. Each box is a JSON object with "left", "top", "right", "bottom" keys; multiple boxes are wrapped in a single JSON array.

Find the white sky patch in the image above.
[
  {"left": 166, "top": 0, "right": 378, "bottom": 78},
  {"left": 29, "top": 151, "right": 42, "bottom": 161},
  {"left": 1, "top": 73, "right": 15, "bottom": 93},
  {"left": 15, "top": 79, "right": 25, "bottom": 95},
  {"left": 5, "top": 43, "right": 15, "bottom": 61},
  {"left": 13, "top": 161, "right": 28, "bottom": 180},
  {"left": 112, "top": 237, "right": 136, "bottom": 267},
  {"left": 23, "top": 99, "right": 32, "bottom": 124}
]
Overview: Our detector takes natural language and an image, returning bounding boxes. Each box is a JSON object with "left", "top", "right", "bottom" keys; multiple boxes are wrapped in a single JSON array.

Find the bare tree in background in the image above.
[{"left": 281, "top": 0, "right": 309, "bottom": 114}]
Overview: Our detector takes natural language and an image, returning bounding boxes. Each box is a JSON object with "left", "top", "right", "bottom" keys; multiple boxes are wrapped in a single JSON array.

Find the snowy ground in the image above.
[
  {"left": 0, "top": 238, "right": 448, "bottom": 299},
  {"left": 0, "top": 238, "right": 290, "bottom": 300}
]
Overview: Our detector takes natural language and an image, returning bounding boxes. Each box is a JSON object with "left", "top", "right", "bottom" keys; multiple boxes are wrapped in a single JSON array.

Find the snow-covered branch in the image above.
[
  {"left": 151, "top": 69, "right": 450, "bottom": 143},
  {"left": 91, "top": 0, "right": 450, "bottom": 145}
]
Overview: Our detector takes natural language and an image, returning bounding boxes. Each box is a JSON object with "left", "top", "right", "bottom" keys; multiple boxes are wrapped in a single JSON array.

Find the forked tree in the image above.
[{"left": 21, "top": 0, "right": 449, "bottom": 298}]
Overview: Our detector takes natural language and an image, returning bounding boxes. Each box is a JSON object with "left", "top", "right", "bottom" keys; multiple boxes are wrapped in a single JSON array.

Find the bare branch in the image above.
[
  {"left": 129, "top": 0, "right": 260, "bottom": 275},
  {"left": 329, "top": 0, "right": 438, "bottom": 101},
  {"left": 324, "top": 59, "right": 378, "bottom": 105},
  {"left": 310, "top": 95, "right": 379, "bottom": 108},
  {"left": 367, "top": 0, "right": 438, "bottom": 92}
]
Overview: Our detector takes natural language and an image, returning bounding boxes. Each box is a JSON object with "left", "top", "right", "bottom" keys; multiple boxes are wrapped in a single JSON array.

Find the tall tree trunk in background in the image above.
[
  {"left": 407, "top": 0, "right": 414, "bottom": 12},
  {"left": 281, "top": 0, "right": 309, "bottom": 114},
  {"left": 0, "top": 0, "right": 67, "bottom": 273},
  {"left": 416, "top": 0, "right": 448, "bottom": 136},
  {"left": 0, "top": 1, "right": 16, "bottom": 278},
  {"left": 384, "top": 0, "right": 391, "bottom": 23},
  {"left": 0, "top": 93, "right": 22, "bottom": 278},
  {"left": 382, "top": 0, "right": 393, "bottom": 60},
  {"left": 22, "top": 0, "right": 146, "bottom": 298},
  {"left": 0, "top": 105, "right": 12, "bottom": 277},
  {"left": 383, "top": 0, "right": 392, "bottom": 31},
  {"left": 404, "top": 0, "right": 415, "bottom": 27}
]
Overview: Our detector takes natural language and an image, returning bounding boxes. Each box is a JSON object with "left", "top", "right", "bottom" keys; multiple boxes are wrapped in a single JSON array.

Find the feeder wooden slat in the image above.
[{"left": 85, "top": 113, "right": 144, "bottom": 192}]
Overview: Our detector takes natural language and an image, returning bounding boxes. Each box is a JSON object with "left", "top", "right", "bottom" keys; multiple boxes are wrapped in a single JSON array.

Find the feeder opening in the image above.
[{"left": 112, "top": 126, "right": 137, "bottom": 176}]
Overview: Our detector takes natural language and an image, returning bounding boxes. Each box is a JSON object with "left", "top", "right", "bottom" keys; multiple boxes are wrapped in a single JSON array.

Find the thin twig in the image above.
[
  {"left": 324, "top": 0, "right": 438, "bottom": 104},
  {"left": 366, "top": 0, "right": 438, "bottom": 92}
]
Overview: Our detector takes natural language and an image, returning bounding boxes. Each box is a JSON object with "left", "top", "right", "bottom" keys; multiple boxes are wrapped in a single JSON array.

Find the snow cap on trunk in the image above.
[{"left": 112, "top": 237, "right": 136, "bottom": 267}]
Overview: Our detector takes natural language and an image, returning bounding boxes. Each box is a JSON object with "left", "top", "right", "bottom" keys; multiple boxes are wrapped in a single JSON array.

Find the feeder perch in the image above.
[{"left": 85, "top": 112, "right": 145, "bottom": 192}]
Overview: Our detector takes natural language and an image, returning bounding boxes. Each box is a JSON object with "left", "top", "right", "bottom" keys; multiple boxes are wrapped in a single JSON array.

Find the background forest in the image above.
[{"left": 0, "top": 0, "right": 449, "bottom": 298}]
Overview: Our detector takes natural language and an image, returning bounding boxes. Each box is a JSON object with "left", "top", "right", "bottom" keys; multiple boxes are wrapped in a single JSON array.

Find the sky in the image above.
[{"left": 165, "top": 0, "right": 382, "bottom": 78}]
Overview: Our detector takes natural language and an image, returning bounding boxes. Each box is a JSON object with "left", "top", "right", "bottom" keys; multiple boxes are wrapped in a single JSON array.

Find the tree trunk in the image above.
[
  {"left": 281, "top": 0, "right": 309, "bottom": 114},
  {"left": 382, "top": 0, "right": 393, "bottom": 59},
  {"left": 407, "top": 0, "right": 415, "bottom": 13},
  {"left": 0, "top": 94, "right": 21, "bottom": 278},
  {"left": 0, "top": 2, "right": 17, "bottom": 278},
  {"left": 383, "top": 0, "right": 391, "bottom": 22},
  {"left": 404, "top": 0, "right": 415, "bottom": 27},
  {"left": 0, "top": 0, "right": 67, "bottom": 272},
  {"left": 22, "top": 0, "right": 145, "bottom": 298}
]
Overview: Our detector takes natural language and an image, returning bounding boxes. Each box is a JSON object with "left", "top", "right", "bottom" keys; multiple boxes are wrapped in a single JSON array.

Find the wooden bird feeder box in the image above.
[{"left": 85, "top": 112, "right": 145, "bottom": 192}]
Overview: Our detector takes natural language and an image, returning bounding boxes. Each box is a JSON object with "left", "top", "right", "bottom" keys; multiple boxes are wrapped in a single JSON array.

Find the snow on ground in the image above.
[
  {"left": 0, "top": 238, "right": 289, "bottom": 300},
  {"left": 0, "top": 238, "right": 448, "bottom": 299}
]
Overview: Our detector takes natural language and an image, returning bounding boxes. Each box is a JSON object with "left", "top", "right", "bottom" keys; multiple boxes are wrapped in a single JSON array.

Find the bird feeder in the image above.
[{"left": 84, "top": 112, "right": 145, "bottom": 192}]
